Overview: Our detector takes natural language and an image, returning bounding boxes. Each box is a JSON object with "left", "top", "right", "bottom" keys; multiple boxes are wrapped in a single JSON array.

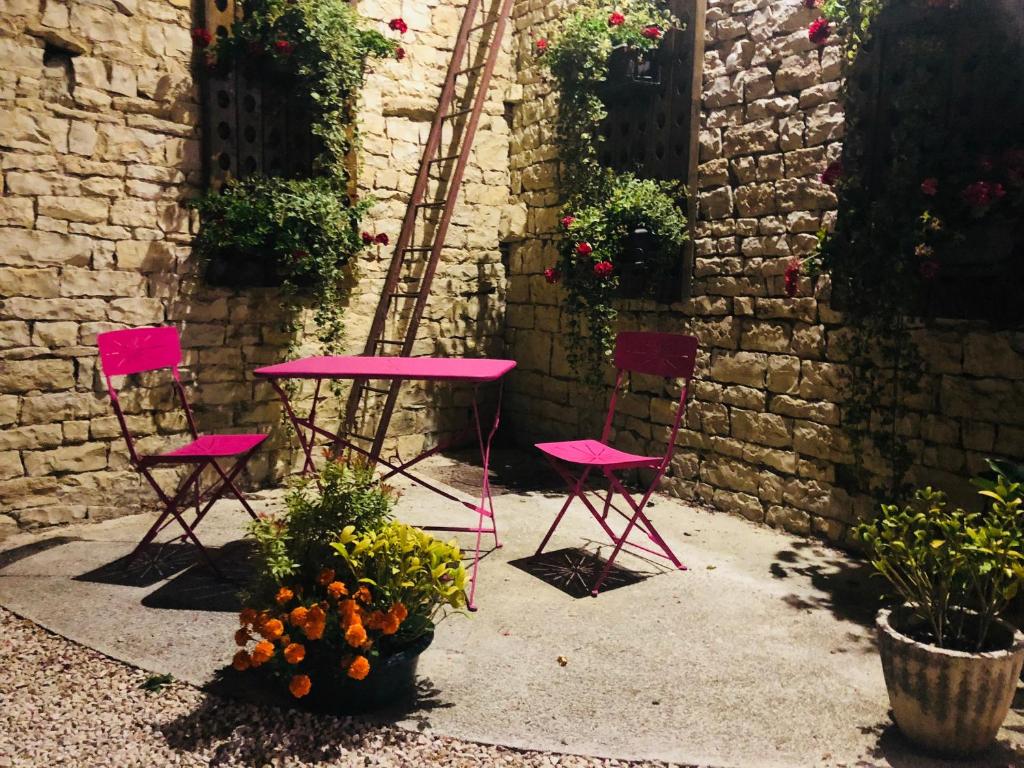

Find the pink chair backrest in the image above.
[
  {"left": 613, "top": 332, "right": 698, "bottom": 379},
  {"left": 97, "top": 326, "right": 182, "bottom": 379}
]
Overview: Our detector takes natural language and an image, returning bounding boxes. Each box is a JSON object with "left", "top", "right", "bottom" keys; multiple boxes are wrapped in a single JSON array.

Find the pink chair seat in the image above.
[
  {"left": 535, "top": 439, "right": 661, "bottom": 469},
  {"left": 146, "top": 434, "right": 268, "bottom": 463}
]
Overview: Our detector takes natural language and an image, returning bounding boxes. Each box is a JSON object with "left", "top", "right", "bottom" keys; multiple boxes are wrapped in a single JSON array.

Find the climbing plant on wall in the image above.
[
  {"left": 189, "top": 0, "right": 404, "bottom": 355},
  {"left": 802, "top": 0, "right": 1024, "bottom": 497},
  {"left": 537, "top": 0, "right": 689, "bottom": 382}
]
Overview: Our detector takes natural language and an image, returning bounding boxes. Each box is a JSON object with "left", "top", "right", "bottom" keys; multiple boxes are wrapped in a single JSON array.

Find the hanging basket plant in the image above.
[
  {"left": 536, "top": 0, "right": 689, "bottom": 383},
  {"left": 189, "top": 0, "right": 406, "bottom": 355}
]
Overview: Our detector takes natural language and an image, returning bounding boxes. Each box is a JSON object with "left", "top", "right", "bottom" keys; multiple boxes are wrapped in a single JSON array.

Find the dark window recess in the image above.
[
  {"left": 599, "top": 0, "right": 704, "bottom": 303},
  {"left": 201, "top": 0, "right": 321, "bottom": 189},
  {"left": 847, "top": 4, "right": 1024, "bottom": 323}
]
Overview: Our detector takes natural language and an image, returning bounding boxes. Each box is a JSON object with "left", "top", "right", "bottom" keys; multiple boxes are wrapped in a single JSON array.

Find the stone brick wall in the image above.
[
  {"left": 0, "top": 0, "right": 512, "bottom": 538},
  {"left": 503, "top": 0, "right": 1024, "bottom": 547}
]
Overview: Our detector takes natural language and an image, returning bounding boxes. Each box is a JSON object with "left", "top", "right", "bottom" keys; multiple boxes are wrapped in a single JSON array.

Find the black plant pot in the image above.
[{"left": 305, "top": 632, "right": 433, "bottom": 715}]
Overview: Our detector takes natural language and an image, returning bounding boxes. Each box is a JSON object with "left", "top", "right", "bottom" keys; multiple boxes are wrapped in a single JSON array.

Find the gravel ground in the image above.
[{"left": 0, "top": 607, "right": 689, "bottom": 768}]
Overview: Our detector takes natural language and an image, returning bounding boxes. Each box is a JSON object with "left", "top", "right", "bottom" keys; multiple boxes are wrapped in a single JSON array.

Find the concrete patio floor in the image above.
[{"left": 2, "top": 451, "right": 1023, "bottom": 768}]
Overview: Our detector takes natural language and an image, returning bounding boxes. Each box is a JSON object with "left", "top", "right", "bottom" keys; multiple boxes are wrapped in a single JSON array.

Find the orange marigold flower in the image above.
[
  {"left": 391, "top": 603, "right": 409, "bottom": 622},
  {"left": 239, "top": 607, "right": 258, "bottom": 627},
  {"left": 307, "top": 604, "right": 326, "bottom": 623},
  {"left": 348, "top": 655, "right": 370, "bottom": 680},
  {"left": 251, "top": 640, "right": 274, "bottom": 666},
  {"left": 345, "top": 622, "right": 368, "bottom": 648},
  {"left": 234, "top": 628, "right": 251, "bottom": 647},
  {"left": 289, "top": 606, "right": 309, "bottom": 627},
  {"left": 365, "top": 611, "right": 387, "bottom": 630},
  {"left": 304, "top": 621, "right": 325, "bottom": 641},
  {"left": 382, "top": 614, "right": 400, "bottom": 636},
  {"left": 317, "top": 568, "right": 335, "bottom": 586},
  {"left": 327, "top": 581, "right": 348, "bottom": 600},
  {"left": 280, "top": 634, "right": 291, "bottom": 646},
  {"left": 288, "top": 674, "right": 312, "bottom": 698},
  {"left": 283, "top": 642, "right": 306, "bottom": 664},
  {"left": 354, "top": 586, "right": 372, "bottom": 604},
  {"left": 231, "top": 650, "right": 251, "bottom": 671},
  {"left": 339, "top": 600, "right": 361, "bottom": 626},
  {"left": 275, "top": 587, "right": 294, "bottom": 605},
  {"left": 260, "top": 618, "right": 284, "bottom": 640}
]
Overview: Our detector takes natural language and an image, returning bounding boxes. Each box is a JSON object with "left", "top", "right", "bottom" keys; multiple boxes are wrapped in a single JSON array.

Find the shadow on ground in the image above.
[{"left": 771, "top": 539, "right": 889, "bottom": 630}]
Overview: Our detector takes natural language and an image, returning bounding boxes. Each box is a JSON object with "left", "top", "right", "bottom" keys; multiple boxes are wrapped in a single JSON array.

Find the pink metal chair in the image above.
[
  {"left": 534, "top": 332, "right": 699, "bottom": 596},
  {"left": 97, "top": 326, "right": 268, "bottom": 572}
]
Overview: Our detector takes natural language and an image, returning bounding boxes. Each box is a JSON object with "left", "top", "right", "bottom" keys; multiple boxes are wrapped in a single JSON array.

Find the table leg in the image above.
[
  {"left": 465, "top": 381, "right": 503, "bottom": 611},
  {"left": 269, "top": 378, "right": 318, "bottom": 477}
]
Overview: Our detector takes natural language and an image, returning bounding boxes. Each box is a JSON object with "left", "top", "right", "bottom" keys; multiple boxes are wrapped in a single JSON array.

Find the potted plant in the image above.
[
  {"left": 856, "top": 470, "right": 1024, "bottom": 755},
  {"left": 231, "top": 459, "right": 467, "bottom": 711}
]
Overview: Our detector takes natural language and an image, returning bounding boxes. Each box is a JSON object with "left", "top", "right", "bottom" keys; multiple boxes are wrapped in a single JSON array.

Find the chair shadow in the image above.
[
  {"left": 74, "top": 541, "right": 200, "bottom": 588},
  {"left": 141, "top": 540, "right": 255, "bottom": 612},
  {"left": 432, "top": 447, "right": 565, "bottom": 497},
  {"left": 161, "top": 669, "right": 451, "bottom": 766},
  {"left": 508, "top": 546, "right": 649, "bottom": 598}
]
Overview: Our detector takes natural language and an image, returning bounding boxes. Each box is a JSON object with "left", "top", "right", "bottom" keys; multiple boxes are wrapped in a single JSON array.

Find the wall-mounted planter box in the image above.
[
  {"left": 602, "top": 45, "right": 665, "bottom": 98},
  {"left": 616, "top": 224, "right": 678, "bottom": 303}
]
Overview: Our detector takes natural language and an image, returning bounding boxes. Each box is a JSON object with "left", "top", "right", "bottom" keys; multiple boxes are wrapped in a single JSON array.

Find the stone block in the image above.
[
  {"left": 0, "top": 359, "right": 75, "bottom": 392},
  {"left": 732, "top": 408, "right": 792, "bottom": 448}
]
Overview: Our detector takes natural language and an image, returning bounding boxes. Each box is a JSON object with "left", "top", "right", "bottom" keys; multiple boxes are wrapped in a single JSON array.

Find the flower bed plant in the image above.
[
  {"left": 537, "top": 0, "right": 689, "bottom": 382},
  {"left": 231, "top": 459, "right": 466, "bottom": 705}
]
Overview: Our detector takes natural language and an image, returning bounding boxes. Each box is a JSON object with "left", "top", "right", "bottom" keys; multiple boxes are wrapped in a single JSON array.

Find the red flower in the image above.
[
  {"left": 919, "top": 260, "right": 940, "bottom": 280},
  {"left": 389, "top": 17, "right": 408, "bottom": 34},
  {"left": 820, "top": 160, "right": 843, "bottom": 187},
  {"left": 803, "top": 0, "right": 821, "bottom": 7},
  {"left": 641, "top": 25, "right": 662, "bottom": 40},
  {"left": 395, "top": 46, "right": 406, "bottom": 61},
  {"left": 535, "top": 38, "right": 549, "bottom": 54},
  {"left": 784, "top": 257, "right": 801, "bottom": 298},
  {"left": 962, "top": 180, "right": 1002, "bottom": 209},
  {"left": 608, "top": 11, "right": 625, "bottom": 26},
  {"left": 361, "top": 232, "right": 374, "bottom": 244},
  {"left": 375, "top": 233, "right": 390, "bottom": 245},
  {"left": 593, "top": 260, "right": 614, "bottom": 279},
  {"left": 192, "top": 27, "right": 213, "bottom": 48},
  {"left": 808, "top": 18, "right": 830, "bottom": 45},
  {"left": 920, "top": 177, "right": 938, "bottom": 196},
  {"left": 274, "top": 39, "right": 294, "bottom": 56},
  {"left": 576, "top": 242, "right": 593, "bottom": 256},
  {"left": 560, "top": 215, "right": 576, "bottom": 229},
  {"left": 543, "top": 267, "right": 561, "bottom": 284}
]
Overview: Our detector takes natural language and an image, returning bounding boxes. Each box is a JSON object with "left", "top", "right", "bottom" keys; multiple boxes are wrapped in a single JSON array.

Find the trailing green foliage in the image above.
[
  {"left": 189, "top": 176, "right": 372, "bottom": 353},
  {"left": 856, "top": 468, "right": 1024, "bottom": 652},
  {"left": 193, "top": 0, "right": 399, "bottom": 356},
  {"left": 560, "top": 173, "right": 688, "bottom": 374},
  {"left": 540, "top": 0, "right": 689, "bottom": 382}
]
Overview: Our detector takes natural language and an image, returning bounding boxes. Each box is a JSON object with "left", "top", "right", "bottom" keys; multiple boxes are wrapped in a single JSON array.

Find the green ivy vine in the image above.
[
  {"left": 806, "top": 0, "right": 1024, "bottom": 498},
  {"left": 189, "top": 0, "right": 403, "bottom": 356},
  {"left": 538, "top": 0, "right": 689, "bottom": 382}
]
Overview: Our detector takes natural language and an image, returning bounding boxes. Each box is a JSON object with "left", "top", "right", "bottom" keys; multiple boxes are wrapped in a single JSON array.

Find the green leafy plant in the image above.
[
  {"left": 192, "top": 0, "right": 401, "bottom": 356},
  {"left": 189, "top": 176, "right": 372, "bottom": 354},
  {"left": 247, "top": 458, "right": 396, "bottom": 588},
  {"left": 559, "top": 173, "right": 688, "bottom": 375},
  {"left": 538, "top": 0, "right": 688, "bottom": 381},
  {"left": 331, "top": 522, "right": 468, "bottom": 642},
  {"left": 856, "top": 471, "right": 1024, "bottom": 652},
  {"left": 234, "top": 459, "right": 465, "bottom": 702}
]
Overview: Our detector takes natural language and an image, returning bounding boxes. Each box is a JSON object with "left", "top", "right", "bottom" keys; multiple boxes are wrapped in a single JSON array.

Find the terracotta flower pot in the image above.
[{"left": 876, "top": 606, "right": 1024, "bottom": 756}]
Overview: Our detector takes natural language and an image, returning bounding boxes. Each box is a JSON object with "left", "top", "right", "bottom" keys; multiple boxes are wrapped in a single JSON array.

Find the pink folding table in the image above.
[{"left": 254, "top": 355, "right": 516, "bottom": 610}]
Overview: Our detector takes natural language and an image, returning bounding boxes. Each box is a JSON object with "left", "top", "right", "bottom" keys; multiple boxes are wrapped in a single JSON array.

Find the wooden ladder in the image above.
[{"left": 341, "top": 0, "right": 514, "bottom": 459}]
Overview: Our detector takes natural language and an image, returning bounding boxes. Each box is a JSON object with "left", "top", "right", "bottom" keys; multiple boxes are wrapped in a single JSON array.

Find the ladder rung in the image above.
[
  {"left": 376, "top": 339, "right": 404, "bottom": 346},
  {"left": 404, "top": 246, "right": 434, "bottom": 252},
  {"left": 347, "top": 432, "right": 375, "bottom": 442},
  {"left": 363, "top": 385, "right": 391, "bottom": 395},
  {"left": 444, "top": 108, "right": 473, "bottom": 121},
  {"left": 454, "top": 63, "right": 485, "bottom": 77},
  {"left": 469, "top": 17, "right": 498, "bottom": 32},
  {"left": 430, "top": 154, "right": 460, "bottom": 164},
  {"left": 417, "top": 201, "right": 445, "bottom": 208},
  {"left": 389, "top": 292, "right": 422, "bottom": 301}
]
